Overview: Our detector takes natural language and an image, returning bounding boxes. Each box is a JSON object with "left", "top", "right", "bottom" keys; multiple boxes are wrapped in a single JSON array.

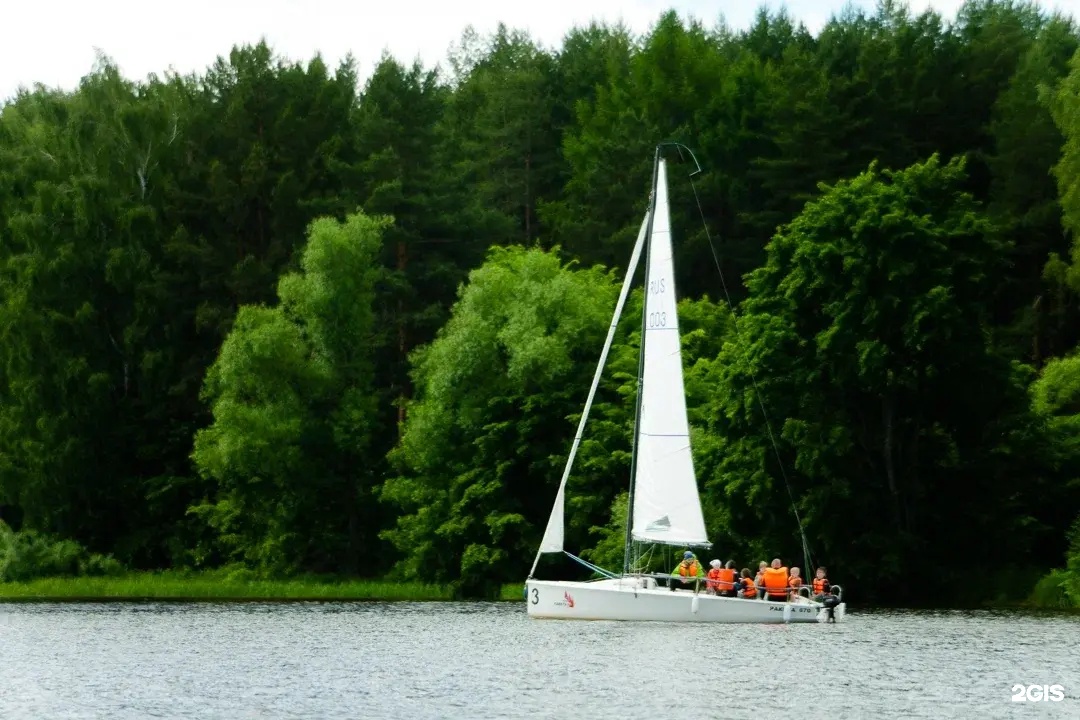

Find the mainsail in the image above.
[{"left": 629, "top": 158, "right": 709, "bottom": 546}]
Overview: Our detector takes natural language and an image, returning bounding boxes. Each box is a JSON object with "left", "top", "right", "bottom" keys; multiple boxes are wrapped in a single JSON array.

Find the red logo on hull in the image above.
[{"left": 564, "top": 592, "right": 575, "bottom": 608}]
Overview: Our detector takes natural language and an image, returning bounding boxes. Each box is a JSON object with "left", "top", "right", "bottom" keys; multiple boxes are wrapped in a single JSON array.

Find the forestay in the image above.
[
  {"left": 630, "top": 158, "right": 709, "bottom": 546},
  {"left": 529, "top": 211, "right": 650, "bottom": 572}
]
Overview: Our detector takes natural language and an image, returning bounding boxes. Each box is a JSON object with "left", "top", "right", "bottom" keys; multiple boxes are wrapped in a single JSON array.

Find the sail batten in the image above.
[{"left": 629, "top": 157, "right": 709, "bottom": 546}]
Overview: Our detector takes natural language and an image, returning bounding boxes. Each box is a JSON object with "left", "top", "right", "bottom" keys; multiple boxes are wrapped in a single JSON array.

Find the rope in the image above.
[
  {"left": 564, "top": 552, "right": 619, "bottom": 579},
  {"left": 686, "top": 174, "right": 815, "bottom": 577}
]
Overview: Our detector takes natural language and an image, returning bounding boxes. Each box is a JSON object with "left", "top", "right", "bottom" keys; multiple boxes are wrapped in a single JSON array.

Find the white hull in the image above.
[{"left": 526, "top": 577, "right": 845, "bottom": 624}]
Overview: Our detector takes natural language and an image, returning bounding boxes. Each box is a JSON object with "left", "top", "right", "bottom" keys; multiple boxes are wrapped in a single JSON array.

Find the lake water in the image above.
[{"left": 1, "top": 602, "right": 1077, "bottom": 718}]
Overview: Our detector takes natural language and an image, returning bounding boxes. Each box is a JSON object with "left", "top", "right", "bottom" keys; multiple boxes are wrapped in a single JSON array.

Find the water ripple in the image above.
[{"left": 0, "top": 602, "right": 1077, "bottom": 719}]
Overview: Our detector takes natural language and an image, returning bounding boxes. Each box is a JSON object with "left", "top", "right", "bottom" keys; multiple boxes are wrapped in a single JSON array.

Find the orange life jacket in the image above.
[
  {"left": 706, "top": 568, "right": 722, "bottom": 589},
  {"left": 679, "top": 560, "right": 701, "bottom": 578},
  {"left": 740, "top": 577, "right": 756, "bottom": 598},
  {"left": 762, "top": 567, "right": 789, "bottom": 598},
  {"left": 789, "top": 577, "right": 802, "bottom": 590},
  {"left": 717, "top": 568, "right": 736, "bottom": 590},
  {"left": 812, "top": 577, "right": 829, "bottom": 594}
]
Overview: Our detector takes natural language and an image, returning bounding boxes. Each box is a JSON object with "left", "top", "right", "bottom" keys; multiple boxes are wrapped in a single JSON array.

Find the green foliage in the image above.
[
  {"left": 0, "top": 521, "right": 124, "bottom": 582},
  {"left": 1046, "top": 44, "right": 1080, "bottom": 356},
  {"left": 0, "top": 44, "right": 371, "bottom": 568},
  {"left": 1050, "top": 47, "right": 1080, "bottom": 288},
  {"left": 1031, "top": 353, "right": 1080, "bottom": 416},
  {"left": 1030, "top": 515, "right": 1080, "bottom": 608},
  {"left": 1029, "top": 351, "right": 1080, "bottom": 509},
  {"left": 580, "top": 491, "right": 628, "bottom": 571},
  {"left": 381, "top": 245, "right": 623, "bottom": 596},
  {"left": 703, "top": 154, "right": 1057, "bottom": 601},
  {"left": 0, "top": 569, "right": 454, "bottom": 601},
  {"left": 191, "top": 211, "right": 387, "bottom": 575},
  {"left": 1027, "top": 353, "right": 1080, "bottom": 607},
  {"left": 1065, "top": 515, "right": 1080, "bottom": 603},
  {"left": 1029, "top": 568, "right": 1074, "bottom": 608}
]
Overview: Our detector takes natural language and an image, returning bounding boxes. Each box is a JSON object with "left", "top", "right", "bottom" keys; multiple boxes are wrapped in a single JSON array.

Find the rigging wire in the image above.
[{"left": 684, "top": 169, "right": 815, "bottom": 577}]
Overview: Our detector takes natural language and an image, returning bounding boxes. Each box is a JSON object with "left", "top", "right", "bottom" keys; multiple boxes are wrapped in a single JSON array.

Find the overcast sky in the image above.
[{"left": 2, "top": 0, "right": 1076, "bottom": 102}]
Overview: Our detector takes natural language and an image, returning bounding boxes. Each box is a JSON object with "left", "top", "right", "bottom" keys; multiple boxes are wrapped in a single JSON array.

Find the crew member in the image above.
[
  {"left": 761, "top": 558, "right": 789, "bottom": 601},
  {"left": 670, "top": 550, "right": 704, "bottom": 591},
  {"left": 812, "top": 567, "right": 830, "bottom": 601}
]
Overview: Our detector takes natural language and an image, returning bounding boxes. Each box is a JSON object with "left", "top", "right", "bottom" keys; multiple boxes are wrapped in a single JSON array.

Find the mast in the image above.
[{"left": 623, "top": 145, "right": 662, "bottom": 575}]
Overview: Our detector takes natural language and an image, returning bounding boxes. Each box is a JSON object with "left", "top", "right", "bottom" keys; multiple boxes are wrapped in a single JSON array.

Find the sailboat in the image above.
[{"left": 525, "top": 144, "right": 845, "bottom": 623}]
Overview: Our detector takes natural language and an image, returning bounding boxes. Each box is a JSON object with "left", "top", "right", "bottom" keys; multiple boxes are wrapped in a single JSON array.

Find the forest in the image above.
[{"left": 1, "top": 0, "right": 1080, "bottom": 606}]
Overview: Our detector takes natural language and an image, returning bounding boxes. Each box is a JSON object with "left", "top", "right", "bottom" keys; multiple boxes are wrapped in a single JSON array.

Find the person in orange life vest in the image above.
[
  {"left": 811, "top": 567, "right": 830, "bottom": 601},
  {"left": 670, "top": 550, "right": 704, "bottom": 591},
  {"left": 738, "top": 568, "right": 757, "bottom": 599},
  {"left": 754, "top": 561, "right": 768, "bottom": 599},
  {"left": 704, "top": 561, "right": 721, "bottom": 595},
  {"left": 761, "top": 558, "right": 790, "bottom": 601},
  {"left": 705, "top": 559, "right": 724, "bottom": 594},
  {"left": 715, "top": 560, "right": 737, "bottom": 597},
  {"left": 787, "top": 567, "right": 803, "bottom": 600}
]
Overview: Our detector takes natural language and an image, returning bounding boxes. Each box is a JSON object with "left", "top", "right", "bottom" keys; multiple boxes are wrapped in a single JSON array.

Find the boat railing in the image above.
[
  {"left": 799, "top": 584, "right": 845, "bottom": 603},
  {"left": 647, "top": 573, "right": 770, "bottom": 600},
  {"left": 613, "top": 573, "right": 844, "bottom": 603}
]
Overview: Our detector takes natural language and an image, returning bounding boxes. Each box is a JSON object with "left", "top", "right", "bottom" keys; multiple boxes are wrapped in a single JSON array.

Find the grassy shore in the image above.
[
  {"left": 6, "top": 574, "right": 1075, "bottom": 609},
  {"left": 0, "top": 570, "right": 532, "bottom": 602},
  {"left": 500, "top": 583, "right": 525, "bottom": 601}
]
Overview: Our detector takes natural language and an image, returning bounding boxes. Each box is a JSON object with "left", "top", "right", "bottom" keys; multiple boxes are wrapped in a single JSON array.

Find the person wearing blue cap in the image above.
[{"left": 669, "top": 550, "right": 704, "bottom": 591}]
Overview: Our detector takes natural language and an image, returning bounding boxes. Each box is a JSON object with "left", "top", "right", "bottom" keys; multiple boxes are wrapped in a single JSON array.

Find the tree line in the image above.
[{"left": 1, "top": 0, "right": 1079, "bottom": 604}]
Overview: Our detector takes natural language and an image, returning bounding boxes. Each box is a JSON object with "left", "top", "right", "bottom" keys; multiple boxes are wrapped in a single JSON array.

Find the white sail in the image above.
[
  {"left": 630, "top": 158, "right": 709, "bottom": 546},
  {"left": 530, "top": 211, "right": 650, "bottom": 570}
]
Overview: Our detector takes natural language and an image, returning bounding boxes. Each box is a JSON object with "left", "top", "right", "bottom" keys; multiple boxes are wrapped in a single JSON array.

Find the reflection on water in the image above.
[{"left": 1, "top": 602, "right": 1078, "bottom": 719}]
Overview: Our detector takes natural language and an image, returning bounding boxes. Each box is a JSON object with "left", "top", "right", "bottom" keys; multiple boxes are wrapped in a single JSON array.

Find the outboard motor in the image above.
[{"left": 821, "top": 594, "right": 841, "bottom": 623}]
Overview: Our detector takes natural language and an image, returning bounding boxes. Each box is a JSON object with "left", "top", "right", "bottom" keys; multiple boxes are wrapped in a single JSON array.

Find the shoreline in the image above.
[
  {"left": 2, "top": 574, "right": 1075, "bottom": 611},
  {"left": 0, "top": 571, "right": 526, "bottom": 603}
]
